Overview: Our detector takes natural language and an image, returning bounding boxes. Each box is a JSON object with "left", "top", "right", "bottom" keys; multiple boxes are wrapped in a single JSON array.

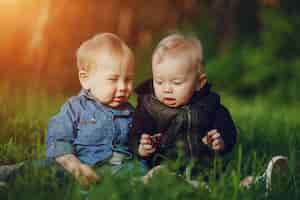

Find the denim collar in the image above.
[
  {"left": 79, "top": 89, "right": 95, "bottom": 100},
  {"left": 78, "top": 89, "right": 132, "bottom": 116}
]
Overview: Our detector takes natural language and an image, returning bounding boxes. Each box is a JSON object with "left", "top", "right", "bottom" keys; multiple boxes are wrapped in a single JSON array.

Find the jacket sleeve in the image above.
[
  {"left": 128, "top": 101, "right": 156, "bottom": 156},
  {"left": 192, "top": 92, "right": 221, "bottom": 136},
  {"left": 213, "top": 105, "right": 237, "bottom": 155},
  {"left": 45, "top": 101, "right": 77, "bottom": 159}
]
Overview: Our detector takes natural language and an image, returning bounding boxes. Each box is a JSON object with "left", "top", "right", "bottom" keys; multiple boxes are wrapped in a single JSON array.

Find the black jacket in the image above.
[{"left": 129, "top": 80, "right": 237, "bottom": 167}]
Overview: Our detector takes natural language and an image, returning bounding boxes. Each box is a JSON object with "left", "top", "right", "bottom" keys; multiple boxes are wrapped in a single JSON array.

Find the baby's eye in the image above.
[
  {"left": 107, "top": 78, "right": 118, "bottom": 81},
  {"left": 154, "top": 80, "right": 163, "bottom": 85},
  {"left": 172, "top": 81, "right": 183, "bottom": 85}
]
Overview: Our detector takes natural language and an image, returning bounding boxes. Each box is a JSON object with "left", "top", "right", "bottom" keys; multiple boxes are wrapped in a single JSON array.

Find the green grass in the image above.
[{"left": 0, "top": 85, "right": 299, "bottom": 200}]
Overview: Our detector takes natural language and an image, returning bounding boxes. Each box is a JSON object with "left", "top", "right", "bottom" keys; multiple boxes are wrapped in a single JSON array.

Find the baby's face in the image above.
[
  {"left": 87, "top": 54, "right": 134, "bottom": 108},
  {"left": 152, "top": 56, "right": 199, "bottom": 108}
]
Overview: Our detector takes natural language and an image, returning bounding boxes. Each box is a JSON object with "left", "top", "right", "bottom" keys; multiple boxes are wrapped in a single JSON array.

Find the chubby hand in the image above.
[
  {"left": 138, "top": 133, "right": 161, "bottom": 157},
  {"left": 76, "top": 163, "right": 100, "bottom": 189},
  {"left": 56, "top": 154, "right": 99, "bottom": 189},
  {"left": 202, "top": 129, "right": 225, "bottom": 152}
]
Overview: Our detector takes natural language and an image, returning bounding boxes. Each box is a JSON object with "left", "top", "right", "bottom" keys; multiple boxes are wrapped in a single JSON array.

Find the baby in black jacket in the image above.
[{"left": 129, "top": 34, "right": 237, "bottom": 173}]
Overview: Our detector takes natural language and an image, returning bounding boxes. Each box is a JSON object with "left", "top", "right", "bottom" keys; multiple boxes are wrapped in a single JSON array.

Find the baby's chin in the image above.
[
  {"left": 166, "top": 104, "right": 179, "bottom": 108},
  {"left": 105, "top": 100, "right": 128, "bottom": 108},
  {"left": 159, "top": 99, "right": 180, "bottom": 108}
]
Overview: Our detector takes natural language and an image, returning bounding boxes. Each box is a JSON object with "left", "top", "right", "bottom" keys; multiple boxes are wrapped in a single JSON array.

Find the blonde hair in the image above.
[
  {"left": 152, "top": 33, "right": 204, "bottom": 73},
  {"left": 76, "top": 33, "right": 134, "bottom": 72}
]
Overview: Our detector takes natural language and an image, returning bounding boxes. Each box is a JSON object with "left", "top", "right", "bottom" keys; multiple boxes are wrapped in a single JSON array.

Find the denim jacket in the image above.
[{"left": 46, "top": 89, "right": 134, "bottom": 165}]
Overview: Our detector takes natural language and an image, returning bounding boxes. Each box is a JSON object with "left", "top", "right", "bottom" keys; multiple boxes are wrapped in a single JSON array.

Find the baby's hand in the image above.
[
  {"left": 77, "top": 163, "right": 100, "bottom": 189},
  {"left": 202, "top": 129, "right": 225, "bottom": 152},
  {"left": 56, "top": 154, "right": 99, "bottom": 189},
  {"left": 138, "top": 133, "right": 161, "bottom": 157},
  {"left": 150, "top": 134, "right": 161, "bottom": 147}
]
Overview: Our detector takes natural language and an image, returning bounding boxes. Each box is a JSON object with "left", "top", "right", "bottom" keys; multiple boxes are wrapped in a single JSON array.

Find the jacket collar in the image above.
[
  {"left": 79, "top": 89, "right": 95, "bottom": 100},
  {"left": 78, "top": 89, "right": 133, "bottom": 116}
]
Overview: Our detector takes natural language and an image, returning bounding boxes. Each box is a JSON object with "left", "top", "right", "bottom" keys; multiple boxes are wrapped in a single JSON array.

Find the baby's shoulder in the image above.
[
  {"left": 58, "top": 95, "right": 91, "bottom": 115},
  {"left": 63, "top": 95, "right": 85, "bottom": 108}
]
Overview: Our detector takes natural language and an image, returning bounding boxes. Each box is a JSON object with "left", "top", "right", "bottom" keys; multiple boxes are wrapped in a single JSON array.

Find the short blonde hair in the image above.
[
  {"left": 152, "top": 33, "right": 204, "bottom": 73},
  {"left": 76, "top": 33, "right": 134, "bottom": 72}
]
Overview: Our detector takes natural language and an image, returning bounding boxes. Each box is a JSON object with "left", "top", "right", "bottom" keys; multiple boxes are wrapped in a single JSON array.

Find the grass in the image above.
[{"left": 0, "top": 84, "right": 299, "bottom": 200}]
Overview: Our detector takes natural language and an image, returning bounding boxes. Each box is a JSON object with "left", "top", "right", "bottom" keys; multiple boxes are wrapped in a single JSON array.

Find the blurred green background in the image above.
[
  {"left": 0, "top": 1, "right": 299, "bottom": 199},
  {"left": 0, "top": 0, "right": 299, "bottom": 102}
]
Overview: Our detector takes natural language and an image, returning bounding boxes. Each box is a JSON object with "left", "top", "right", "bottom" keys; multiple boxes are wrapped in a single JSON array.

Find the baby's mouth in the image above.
[
  {"left": 163, "top": 97, "right": 176, "bottom": 106},
  {"left": 113, "top": 96, "right": 125, "bottom": 102}
]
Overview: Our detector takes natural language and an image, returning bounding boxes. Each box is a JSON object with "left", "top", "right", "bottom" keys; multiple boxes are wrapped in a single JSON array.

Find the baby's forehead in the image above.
[
  {"left": 92, "top": 46, "right": 133, "bottom": 66},
  {"left": 93, "top": 49, "right": 121, "bottom": 64},
  {"left": 154, "top": 42, "right": 198, "bottom": 63},
  {"left": 154, "top": 49, "right": 196, "bottom": 67},
  {"left": 153, "top": 55, "right": 198, "bottom": 77},
  {"left": 91, "top": 51, "right": 133, "bottom": 74}
]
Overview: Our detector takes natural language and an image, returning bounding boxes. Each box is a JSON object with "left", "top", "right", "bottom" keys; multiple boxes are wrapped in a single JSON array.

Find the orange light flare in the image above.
[
  {"left": 0, "top": 0, "right": 40, "bottom": 41},
  {"left": 0, "top": 0, "right": 19, "bottom": 6},
  {"left": 0, "top": 0, "right": 52, "bottom": 67},
  {"left": 0, "top": 0, "right": 35, "bottom": 15}
]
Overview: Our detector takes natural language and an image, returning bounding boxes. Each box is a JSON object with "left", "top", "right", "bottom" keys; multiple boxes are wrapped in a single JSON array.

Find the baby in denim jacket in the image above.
[{"left": 45, "top": 33, "right": 136, "bottom": 188}]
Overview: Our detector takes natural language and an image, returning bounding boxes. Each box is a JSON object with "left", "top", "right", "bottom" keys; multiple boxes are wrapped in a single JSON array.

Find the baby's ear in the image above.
[
  {"left": 197, "top": 73, "right": 207, "bottom": 89},
  {"left": 78, "top": 69, "right": 90, "bottom": 89}
]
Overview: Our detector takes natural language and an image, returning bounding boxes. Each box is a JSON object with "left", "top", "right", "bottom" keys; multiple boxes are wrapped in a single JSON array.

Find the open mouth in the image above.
[
  {"left": 113, "top": 96, "right": 125, "bottom": 102},
  {"left": 163, "top": 97, "right": 176, "bottom": 106}
]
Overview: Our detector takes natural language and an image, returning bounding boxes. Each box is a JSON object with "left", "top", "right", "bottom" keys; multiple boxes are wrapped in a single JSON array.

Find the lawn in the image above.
[{"left": 0, "top": 85, "right": 299, "bottom": 200}]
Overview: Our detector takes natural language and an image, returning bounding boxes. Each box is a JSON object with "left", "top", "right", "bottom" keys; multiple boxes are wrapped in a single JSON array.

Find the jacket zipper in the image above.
[
  {"left": 185, "top": 106, "right": 194, "bottom": 158},
  {"left": 185, "top": 106, "right": 194, "bottom": 180}
]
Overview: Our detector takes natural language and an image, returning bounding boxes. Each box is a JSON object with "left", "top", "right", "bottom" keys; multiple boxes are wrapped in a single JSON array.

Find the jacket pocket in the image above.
[{"left": 75, "top": 112, "right": 113, "bottom": 145}]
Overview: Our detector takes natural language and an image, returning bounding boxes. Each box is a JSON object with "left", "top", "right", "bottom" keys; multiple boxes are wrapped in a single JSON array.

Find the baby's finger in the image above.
[
  {"left": 212, "top": 140, "right": 220, "bottom": 150},
  {"left": 153, "top": 133, "right": 162, "bottom": 137},
  {"left": 202, "top": 135, "right": 208, "bottom": 145},
  {"left": 141, "top": 134, "right": 151, "bottom": 140},
  {"left": 211, "top": 132, "right": 221, "bottom": 140},
  {"left": 142, "top": 144, "right": 154, "bottom": 150},
  {"left": 151, "top": 133, "right": 162, "bottom": 143},
  {"left": 212, "top": 139, "right": 224, "bottom": 151},
  {"left": 140, "top": 138, "right": 152, "bottom": 145},
  {"left": 79, "top": 176, "right": 90, "bottom": 189},
  {"left": 145, "top": 148, "right": 156, "bottom": 154},
  {"left": 207, "top": 130, "right": 218, "bottom": 143},
  {"left": 207, "top": 131, "right": 215, "bottom": 143},
  {"left": 207, "top": 129, "right": 218, "bottom": 137},
  {"left": 152, "top": 133, "right": 162, "bottom": 139},
  {"left": 87, "top": 171, "right": 100, "bottom": 183}
]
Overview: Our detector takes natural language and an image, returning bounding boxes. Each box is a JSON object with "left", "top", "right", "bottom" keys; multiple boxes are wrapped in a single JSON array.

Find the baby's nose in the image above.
[
  {"left": 163, "top": 83, "right": 172, "bottom": 93},
  {"left": 117, "top": 80, "right": 126, "bottom": 91}
]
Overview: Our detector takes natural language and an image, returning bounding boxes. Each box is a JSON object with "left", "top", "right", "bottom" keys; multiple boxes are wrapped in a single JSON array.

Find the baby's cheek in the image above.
[
  {"left": 103, "top": 86, "right": 115, "bottom": 95},
  {"left": 128, "top": 88, "right": 132, "bottom": 96},
  {"left": 99, "top": 89, "right": 114, "bottom": 102}
]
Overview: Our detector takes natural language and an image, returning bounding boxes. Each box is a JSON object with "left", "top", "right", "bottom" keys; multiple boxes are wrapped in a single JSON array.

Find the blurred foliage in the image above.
[
  {"left": 193, "top": 6, "right": 300, "bottom": 103},
  {"left": 134, "top": 4, "right": 300, "bottom": 103},
  {"left": 0, "top": 0, "right": 299, "bottom": 102}
]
